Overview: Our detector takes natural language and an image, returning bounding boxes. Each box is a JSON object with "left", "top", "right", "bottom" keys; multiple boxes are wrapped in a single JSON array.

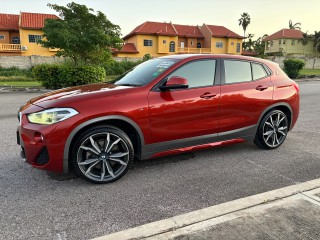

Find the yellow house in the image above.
[
  {"left": 0, "top": 12, "right": 59, "bottom": 56},
  {"left": 114, "top": 21, "right": 243, "bottom": 58},
  {"left": 263, "top": 29, "right": 316, "bottom": 57},
  {"left": 199, "top": 24, "right": 243, "bottom": 55}
]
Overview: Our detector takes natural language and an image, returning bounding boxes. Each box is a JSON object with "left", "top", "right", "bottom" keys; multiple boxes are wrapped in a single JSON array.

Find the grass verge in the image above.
[{"left": 300, "top": 68, "right": 320, "bottom": 76}]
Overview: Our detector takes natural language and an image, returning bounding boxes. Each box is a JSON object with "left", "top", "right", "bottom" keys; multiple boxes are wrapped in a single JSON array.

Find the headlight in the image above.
[{"left": 27, "top": 108, "right": 78, "bottom": 125}]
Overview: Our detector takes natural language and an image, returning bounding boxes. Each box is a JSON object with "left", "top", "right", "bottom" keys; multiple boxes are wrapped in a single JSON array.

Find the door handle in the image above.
[
  {"left": 200, "top": 92, "right": 217, "bottom": 99},
  {"left": 255, "top": 85, "right": 268, "bottom": 91}
]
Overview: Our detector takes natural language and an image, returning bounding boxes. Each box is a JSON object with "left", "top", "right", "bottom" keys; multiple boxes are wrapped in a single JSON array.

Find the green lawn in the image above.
[
  {"left": 300, "top": 68, "right": 320, "bottom": 76},
  {"left": 0, "top": 81, "right": 41, "bottom": 87}
]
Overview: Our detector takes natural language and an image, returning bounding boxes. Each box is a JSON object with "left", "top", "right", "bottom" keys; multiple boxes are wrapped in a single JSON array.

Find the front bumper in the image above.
[{"left": 16, "top": 109, "right": 83, "bottom": 173}]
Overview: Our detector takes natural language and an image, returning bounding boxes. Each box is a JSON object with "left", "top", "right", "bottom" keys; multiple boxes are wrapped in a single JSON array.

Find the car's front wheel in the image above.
[
  {"left": 254, "top": 110, "right": 289, "bottom": 149},
  {"left": 71, "top": 126, "right": 134, "bottom": 183}
]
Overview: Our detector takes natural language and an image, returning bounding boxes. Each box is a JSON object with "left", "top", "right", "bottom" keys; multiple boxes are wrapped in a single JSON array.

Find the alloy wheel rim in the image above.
[
  {"left": 77, "top": 132, "right": 129, "bottom": 182},
  {"left": 263, "top": 112, "right": 288, "bottom": 148}
]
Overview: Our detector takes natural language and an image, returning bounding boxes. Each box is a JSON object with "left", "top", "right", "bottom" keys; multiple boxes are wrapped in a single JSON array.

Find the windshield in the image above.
[{"left": 113, "top": 58, "right": 179, "bottom": 86}]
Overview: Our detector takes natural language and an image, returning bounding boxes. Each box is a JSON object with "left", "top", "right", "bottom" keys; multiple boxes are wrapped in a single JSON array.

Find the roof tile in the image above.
[
  {"left": 173, "top": 24, "right": 203, "bottom": 38},
  {"left": 0, "top": 14, "right": 19, "bottom": 30},
  {"left": 116, "top": 43, "right": 139, "bottom": 53},
  {"left": 264, "top": 29, "right": 303, "bottom": 41},
  {"left": 206, "top": 25, "right": 244, "bottom": 39},
  {"left": 124, "top": 21, "right": 177, "bottom": 39},
  {"left": 20, "top": 12, "right": 59, "bottom": 29}
]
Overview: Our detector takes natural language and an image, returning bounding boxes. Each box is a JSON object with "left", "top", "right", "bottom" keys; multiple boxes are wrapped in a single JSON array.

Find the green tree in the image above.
[
  {"left": 242, "top": 33, "right": 255, "bottom": 51},
  {"left": 298, "top": 32, "right": 312, "bottom": 55},
  {"left": 39, "top": 2, "right": 122, "bottom": 65},
  {"left": 254, "top": 34, "right": 268, "bottom": 57},
  {"left": 238, "top": 12, "right": 251, "bottom": 38},
  {"left": 314, "top": 31, "right": 320, "bottom": 56},
  {"left": 289, "top": 20, "right": 301, "bottom": 30}
]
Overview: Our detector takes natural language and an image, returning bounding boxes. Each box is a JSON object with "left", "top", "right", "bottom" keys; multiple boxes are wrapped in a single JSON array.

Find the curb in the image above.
[{"left": 92, "top": 178, "right": 320, "bottom": 240}]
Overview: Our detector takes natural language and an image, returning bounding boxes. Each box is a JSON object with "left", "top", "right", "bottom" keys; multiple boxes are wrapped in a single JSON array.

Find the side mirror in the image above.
[{"left": 159, "top": 76, "right": 189, "bottom": 91}]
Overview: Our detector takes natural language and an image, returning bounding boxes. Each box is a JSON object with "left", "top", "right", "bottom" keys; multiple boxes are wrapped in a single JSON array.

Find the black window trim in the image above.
[
  {"left": 152, "top": 58, "right": 221, "bottom": 92},
  {"left": 221, "top": 59, "right": 271, "bottom": 85}
]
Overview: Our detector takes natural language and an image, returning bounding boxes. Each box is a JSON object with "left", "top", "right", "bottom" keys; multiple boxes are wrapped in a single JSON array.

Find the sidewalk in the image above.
[{"left": 93, "top": 179, "right": 320, "bottom": 240}]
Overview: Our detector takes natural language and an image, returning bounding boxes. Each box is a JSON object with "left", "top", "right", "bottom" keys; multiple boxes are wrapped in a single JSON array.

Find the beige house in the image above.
[{"left": 264, "top": 29, "right": 315, "bottom": 57}]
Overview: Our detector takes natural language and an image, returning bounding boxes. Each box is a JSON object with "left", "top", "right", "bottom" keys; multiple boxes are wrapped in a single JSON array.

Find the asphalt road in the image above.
[{"left": 1, "top": 81, "right": 320, "bottom": 240}]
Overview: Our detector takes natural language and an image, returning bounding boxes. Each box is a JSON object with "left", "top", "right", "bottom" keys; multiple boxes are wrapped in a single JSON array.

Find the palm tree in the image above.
[
  {"left": 289, "top": 20, "right": 301, "bottom": 30},
  {"left": 238, "top": 13, "right": 251, "bottom": 38}
]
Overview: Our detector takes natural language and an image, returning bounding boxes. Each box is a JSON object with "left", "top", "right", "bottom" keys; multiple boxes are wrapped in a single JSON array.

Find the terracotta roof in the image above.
[
  {"left": 206, "top": 25, "right": 244, "bottom": 39},
  {"left": 263, "top": 29, "right": 303, "bottom": 41},
  {"left": 20, "top": 12, "right": 59, "bottom": 29},
  {"left": 173, "top": 24, "right": 203, "bottom": 38},
  {"left": 123, "top": 21, "right": 177, "bottom": 39},
  {"left": 116, "top": 43, "right": 139, "bottom": 53},
  {"left": 0, "top": 14, "right": 19, "bottom": 30}
]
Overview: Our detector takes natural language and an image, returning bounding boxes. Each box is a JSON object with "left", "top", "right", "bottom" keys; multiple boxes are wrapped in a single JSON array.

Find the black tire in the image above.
[
  {"left": 254, "top": 110, "right": 289, "bottom": 149},
  {"left": 71, "top": 126, "right": 134, "bottom": 183}
]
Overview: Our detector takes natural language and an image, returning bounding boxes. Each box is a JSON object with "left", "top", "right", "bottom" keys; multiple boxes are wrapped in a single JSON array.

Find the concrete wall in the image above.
[
  {"left": 0, "top": 55, "right": 65, "bottom": 69},
  {"left": 267, "top": 56, "right": 320, "bottom": 69}
]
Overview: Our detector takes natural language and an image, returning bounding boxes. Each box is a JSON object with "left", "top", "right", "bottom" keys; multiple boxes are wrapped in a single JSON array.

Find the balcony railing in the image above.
[
  {"left": 177, "top": 47, "right": 211, "bottom": 54},
  {"left": 0, "top": 44, "right": 22, "bottom": 52}
]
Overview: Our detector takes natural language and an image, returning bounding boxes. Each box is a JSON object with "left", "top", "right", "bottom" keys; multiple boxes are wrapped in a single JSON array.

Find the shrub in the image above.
[
  {"left": 142, "top": 54, "right": 152, "bottom": 62},
  {"left": 283, "top": 59, "right": 305, "bottom": 79},
  {"left": 32, "top": 64, "right": 106, "bottom": 89},
  {"left": 103, "top": 60, "right": 142, "bottom": 76}
]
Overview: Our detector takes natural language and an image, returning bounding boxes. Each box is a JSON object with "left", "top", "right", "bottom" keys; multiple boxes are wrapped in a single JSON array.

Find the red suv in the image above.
[{"left": 17, "top": 54, "right": 299, "bottom": 183}]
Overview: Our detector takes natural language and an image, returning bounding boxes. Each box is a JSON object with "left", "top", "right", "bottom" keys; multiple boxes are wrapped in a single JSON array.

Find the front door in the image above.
[{"left": 148, "top": 59, "right": 220, "bottom": 144}]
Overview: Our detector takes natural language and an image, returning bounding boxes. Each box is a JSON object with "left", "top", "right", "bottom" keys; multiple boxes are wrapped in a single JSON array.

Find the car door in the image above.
[
  {"left": 148, "top": 59, "right": 220, "bottom": 146},
  {"left": 219, "top": 59, "right": 274, "bottom": 137}
]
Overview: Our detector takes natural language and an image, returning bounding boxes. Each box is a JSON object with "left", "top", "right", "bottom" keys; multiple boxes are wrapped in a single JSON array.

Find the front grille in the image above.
[{"left": 36, "top": 147, "right": 50, "bottom": 165}]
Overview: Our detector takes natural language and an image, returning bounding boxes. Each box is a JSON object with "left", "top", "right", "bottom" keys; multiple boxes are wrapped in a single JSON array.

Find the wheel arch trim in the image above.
[
  {"left": 258, "top": 102, "right": 293, "bottom": 129},
  {"left": 63, "top": 115, "right": 145, "bottom": 173}
]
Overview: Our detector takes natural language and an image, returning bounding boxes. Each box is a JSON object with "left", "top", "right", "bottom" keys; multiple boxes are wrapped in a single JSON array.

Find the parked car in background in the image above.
[{"left": 17, "top": 54, "right": 299, "bottom": 183}]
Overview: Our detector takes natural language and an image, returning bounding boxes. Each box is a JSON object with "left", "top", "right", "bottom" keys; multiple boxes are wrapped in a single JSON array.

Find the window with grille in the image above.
[
  {"left": 169, "top": 41, "right": 175, "bottom": 52},
  {"left": 12, "top": 36, "right": 20, "bottom": 44},
  {"left": 143, "top": 39, "right": 153, "bottom": 46},
  {"left": 28, "top": 35, "right": 42, "bottom": 43},
  {"left": 216, "top": 42, "right": 223, "bottom": 48}
]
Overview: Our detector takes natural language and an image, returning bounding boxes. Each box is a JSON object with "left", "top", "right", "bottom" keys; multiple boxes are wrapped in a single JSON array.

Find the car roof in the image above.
[{"left": 159, "top": 54, "right": 278, "bottom": 67}]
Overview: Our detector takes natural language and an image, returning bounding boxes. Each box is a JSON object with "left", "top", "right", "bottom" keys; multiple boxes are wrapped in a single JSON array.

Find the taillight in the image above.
[{"left": 293, "top": 82, "right": 299, "bottom": 93}]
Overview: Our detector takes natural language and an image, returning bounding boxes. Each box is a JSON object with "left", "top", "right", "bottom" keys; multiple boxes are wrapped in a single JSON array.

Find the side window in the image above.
[
  {"left": 252, "top": 63, "right": 268, "bottom": 80},
  {"left": 167, "top": 60, "right": 216, "bottom": 88},
  {"left": 224, "top": 60, "right": 252, "bottom": 84}
]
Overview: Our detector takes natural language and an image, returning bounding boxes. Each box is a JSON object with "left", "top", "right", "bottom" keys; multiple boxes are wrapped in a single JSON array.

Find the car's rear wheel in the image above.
[
  {"left": 254, "top": 110, "right": 289, "bottom": 149},
  {"left": 71, "top": 126, "right": 134, "bottom": 183}
]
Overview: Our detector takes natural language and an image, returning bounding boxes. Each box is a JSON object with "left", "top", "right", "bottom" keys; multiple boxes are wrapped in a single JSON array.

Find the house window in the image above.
[
  {"left": 28, "top": 35, "right": 42, "bottom": 43},
  {"left": 191, "top": 41, "right": 193, "bottom": 46},
  {"left": 231, "top": 42, "right": 234, "bottom": 45},
  {"left": 292, "top": 40, "right": 295, "bottom": 45},
  {"left": 197, "top": 42, "right": 202, "bottom": 48},
  {"left": 169, "top": 41, "right": 175, "bottom": 52},
  {"left": 236, "top": 43, "right": 241, "bottom": 52},
  {"left": 279, "top": 40, "right": 282, "bottom": 45},
  {"left": 283, "top": 40, "right": 286, "bottom": 44},
  {"left": 143, "top": 39, "right": 153, "bottom": 46},
  {"left": 12, "top": 36, "right": 20, "bottom": 44},
  {"left": 163, "top": 40, "right": 166, "bottom": 44},
  {"left": 271, "top": 40, "right": 274, "bottom": 46},
  {"left": 0, "top": 35, "right": 5, "bottom": 40},
  {"left": 216, "top": 42, "right": 223, "bottom": 48}
]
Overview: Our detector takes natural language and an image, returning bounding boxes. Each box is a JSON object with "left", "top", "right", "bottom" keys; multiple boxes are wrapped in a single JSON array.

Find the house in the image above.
[
  {"left": 0, "top": 12, "right": 59, "bottom": 56},
  {"left": 114, "top": 21, "right": 243, "bottom": 58},
  {"left": 263, "top": 29, "right": 315, "bottom": 57}
]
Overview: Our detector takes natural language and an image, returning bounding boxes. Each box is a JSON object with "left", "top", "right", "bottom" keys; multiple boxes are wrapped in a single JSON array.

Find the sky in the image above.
[{"left": 1, "top": 0, "right": 320, "bottom": 39}]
